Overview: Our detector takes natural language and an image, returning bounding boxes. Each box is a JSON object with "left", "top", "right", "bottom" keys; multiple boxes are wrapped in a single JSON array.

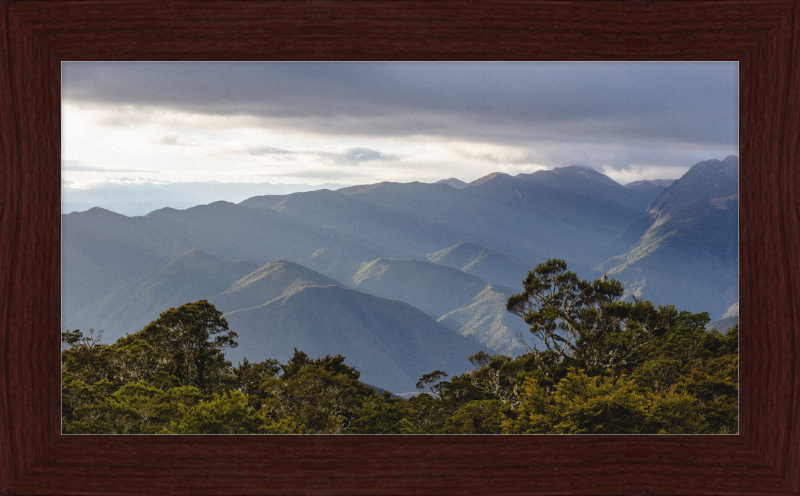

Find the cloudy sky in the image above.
[{"left": 62, "top": 62, "right": 738, "bottom": 212}]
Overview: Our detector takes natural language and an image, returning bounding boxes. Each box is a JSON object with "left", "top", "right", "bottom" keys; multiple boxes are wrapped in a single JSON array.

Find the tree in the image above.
[
  {"left": 463, "top": 351, "right": 530, "bottom": 409},
  {"left": 233, "top": 357, "right": 281, "bottom": 404},
  {"left": 261, "top": 366, "right": 365, "bottom": 434},
  {"left": 132, "top": 300, "right": 237, "bottom": 393},
  {"left": 260, "top": 351, "right": 373, "bottom": 434},
  {"left": 404, "top": 393, "right": 449, "bottom": 433},
  {"left": 61, "top": 328, "right": 116, "bottom": 386},
  {"left": 671, "top": 326, "right": 739, "bottom": 434},
  {"left": 503, "top": 367, "right": 711, "bottom": 435},
  {"left": 349, "top": 392, "right": 415, "bottom": 434},
  {"left": 60, "top": 285, "right": 735, "bottom": 434},
  {"left": 503, "top": 368, "right": 656, "bottom": 434},
  {"left": 166, "top": 391, "right": 294, "bottom": 434},
  {"left": 280, "top": 349, "right": 363, "bottom": 383},
  {"left": 111, "top": 338, "right": 173, "bottom": 388},
  {"left": 440, "top": 400, "right": 508, "bottom": 434},
  {"left": 415, "top": 370, "right": 449, "bottom": 401},
  {"left": 506, "top": 259, "right": 678, "bottom": 374}
]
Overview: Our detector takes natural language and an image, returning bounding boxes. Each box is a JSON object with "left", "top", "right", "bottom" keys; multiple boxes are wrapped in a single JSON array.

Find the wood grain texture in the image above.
[{"left": 0, "top": 0, "right": 798, "bottom": 494}]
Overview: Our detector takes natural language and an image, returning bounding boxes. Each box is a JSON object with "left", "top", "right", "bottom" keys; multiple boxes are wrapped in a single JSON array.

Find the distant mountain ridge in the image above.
[
  {"left": 224, "top": 284, "right": 484, "bottom": 394},
  {"left": 515, "top": 165, "right": 655, "bottom": 211},
  {"left": 348, "top": 257, "right": 501, "bottom": 319},
  {"left": 62, "top": 199, "right": 384, "bottom": 323},
  {"left": 596, "top": 156, "right": 738, "bottom": 318},
  {"left": 343, "top": 256, "right": 525, "bottom": 355},
  {"left": 62, "top": 180, "right": 352, "bottom": 217},
  {"left": 435, "top": 178, "right": 467, "bottom": 189},
  {"left": 63, "top": 156, "right": 738, "bottom": 392},
  {"left": 211, "top": 259, "right": 341, "bottom": 314},
  {"left": 241, "top": 188, "right": 477, "bottom": 258},
  {"left": 65, "top": 249, "right": 261, "bottom": 341},
  {"left": 624, "top": 179, "right": 674, "bottom": 191},
  {"left": 437, "top": 284, "right": 530, "bottom": 356},
  {"left": 707, "top": 302, "right": 739, "bottom": 334},
  {"left": 646, "top": 155, "right": 738, "bottom": 229},
  {"left": 426, "top": 242, "right": 529, "bottom": 290}
]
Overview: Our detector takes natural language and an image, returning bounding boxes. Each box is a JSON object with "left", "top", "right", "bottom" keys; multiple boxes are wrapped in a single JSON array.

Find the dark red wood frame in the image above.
[{"left": 1, "top": 1, "right": 798, "bottom": 494}]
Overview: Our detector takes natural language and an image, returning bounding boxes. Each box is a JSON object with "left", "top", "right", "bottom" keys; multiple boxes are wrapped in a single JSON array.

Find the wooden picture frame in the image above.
[{"left": 1, "top": 1, "right": 798, "bottom": 494}]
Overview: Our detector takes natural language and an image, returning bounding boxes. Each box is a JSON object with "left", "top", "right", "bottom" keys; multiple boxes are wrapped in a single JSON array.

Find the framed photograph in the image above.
[{"left": 2, "top": 1, "right": 798, "bottom": 494}]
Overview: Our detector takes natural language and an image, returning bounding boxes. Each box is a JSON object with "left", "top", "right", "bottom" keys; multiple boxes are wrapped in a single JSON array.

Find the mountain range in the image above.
[
  {"left": 63, "top": 156, "right": 738, "bottom": 393},
  {"left": 598, "top": 155, "right": 739, "bottom": 316}
]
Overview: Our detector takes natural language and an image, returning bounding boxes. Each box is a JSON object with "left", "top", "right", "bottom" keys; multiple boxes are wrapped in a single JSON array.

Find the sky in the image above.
[{"left": 62, "top": 62, "right": 738, "bottom": 214}]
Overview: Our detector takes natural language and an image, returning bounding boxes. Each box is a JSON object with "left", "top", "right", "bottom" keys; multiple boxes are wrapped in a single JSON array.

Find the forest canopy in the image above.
[{"left": 62, "top": 261, "right": 738, "bottom": 434}]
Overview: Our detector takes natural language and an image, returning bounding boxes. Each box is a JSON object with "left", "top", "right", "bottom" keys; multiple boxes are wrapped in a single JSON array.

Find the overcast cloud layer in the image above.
[{"left": 62, "top": 62, "right": 738, "bottom": 213}]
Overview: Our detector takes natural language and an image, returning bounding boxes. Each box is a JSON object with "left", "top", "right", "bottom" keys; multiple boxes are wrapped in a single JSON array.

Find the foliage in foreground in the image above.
[{"left": 63, "top": 261, "right": 738, "bottom": 434}]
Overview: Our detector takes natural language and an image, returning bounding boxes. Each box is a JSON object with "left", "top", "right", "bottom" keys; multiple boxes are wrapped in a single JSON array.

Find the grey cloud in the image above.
[
  {"left": 315, "top": 147, "right": 398, "bottom": 165},
  {"left": 62, "top": 62, "right": 738, "bottom": 149},
  {"left": 227, "top": 145, "right": 394, "bottom": 164},
  {"left": 343, "top": 147, "right": 388, "bottom": 162},
  {"left": 246, "top": 146, "right": 292, "bottom": 155},
  {"left": 458, "top": 149, "right": 540, "bottom": 165},
  {"left": 157, "top": 135, "right": 194, "bottom": 146}
]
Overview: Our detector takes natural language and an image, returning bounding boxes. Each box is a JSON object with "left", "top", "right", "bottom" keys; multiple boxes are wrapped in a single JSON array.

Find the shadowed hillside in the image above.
[
  {"left": 62, "top": 201, "right": 386, "bottom": 322},
  {"left": 224, "top": 285, "right": 485, "bottom": 394},
  {"left": 65, "top": 249, "right": 260, "bottom": 342},
  {"left": 437, "top": 285, "right": 530, "bottom": 356},
  {"left": 597, "top": 195, "right": 738, "bottom": 318},
  {"left": 240, "top": 189, "right": 475, "bottom": 258},
  {"left": 345, "top": 257, "right": 526, "bottom": 355},
  {"left": 211, "top": 259, "right": 341, "bottom": 314},
  {"left": 348, "top": 258, "right": 508, "bottom": 319},
  {"left": 426, "top": 241, "right": 530, "bottom": 290},
  {"left": 516, "top": 165, "right": 661, "bottom": 211},
  {"left": 646, "top": 155, "right": 738, "bottom": 229}
]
